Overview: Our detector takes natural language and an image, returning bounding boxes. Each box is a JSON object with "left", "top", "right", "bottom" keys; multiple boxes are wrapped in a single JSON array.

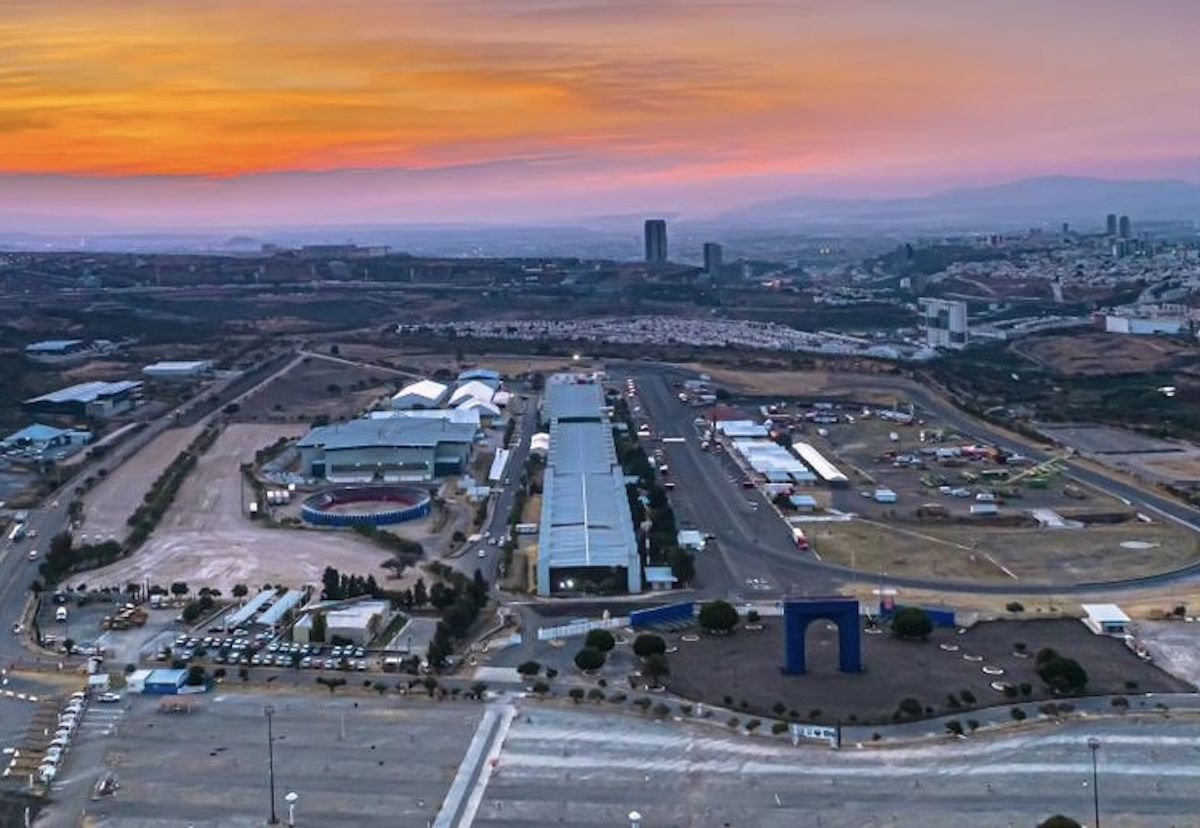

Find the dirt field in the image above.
[
  {"left": 80, "top": 423, "right": 206, "bottom": 541},
  {"left": 1015, "top": 333, "right": 1196, "bottom": 377},
  {"left": 683, "top": 364, "right": 905, "bottom": 405},
  {"left": 666, "top": 618, "right": 1192, "bottom": 725},
  {"left": 232, "top": 356, "right": 395, "bottom": 422},
  {"left": 71, "top": 424, "right": 394, "bottom": 592},
  {"left": 813, "top": 518, "right": 1199, "bottom": 585}
]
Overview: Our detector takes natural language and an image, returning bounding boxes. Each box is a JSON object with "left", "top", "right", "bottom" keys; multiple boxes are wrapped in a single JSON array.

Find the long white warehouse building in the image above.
[{"left": 793, "top": 441, "right": 849, "bottom": 487}]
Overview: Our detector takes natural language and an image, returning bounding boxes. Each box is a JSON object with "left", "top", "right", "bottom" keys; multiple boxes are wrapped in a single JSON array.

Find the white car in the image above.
[
  {"left": 477, "top": 549, "right": 486, "bottom": 558},
  {"left": 97, "top": 693, "right": 122, "bottom": 704}
]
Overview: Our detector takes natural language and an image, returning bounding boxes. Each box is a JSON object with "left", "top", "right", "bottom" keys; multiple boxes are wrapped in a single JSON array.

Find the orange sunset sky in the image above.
[{"left": 2, "top": 0, "right": 1198, "bottom": 227}]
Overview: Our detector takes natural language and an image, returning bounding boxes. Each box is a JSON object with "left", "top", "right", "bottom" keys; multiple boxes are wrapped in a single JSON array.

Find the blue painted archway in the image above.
[{"left": 783, "top": 598, "right": 862, "bottom": 674}]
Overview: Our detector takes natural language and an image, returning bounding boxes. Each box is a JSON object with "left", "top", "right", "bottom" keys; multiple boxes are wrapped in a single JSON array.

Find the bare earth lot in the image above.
[
  {"left": 1016, "top": 332, "right": 1196, "bottom": 376},
  {"left": 72, "top": 424, "right": 392, "bottom": 592},
  {"left": 666, "top": 618, "right": 1192, "bottom": 725},
  {"left": 232, "top": 355, "right": 395, "bottom": 423},
  {"left": 80, "top": 423, "right": 205, "bottom": 541}
]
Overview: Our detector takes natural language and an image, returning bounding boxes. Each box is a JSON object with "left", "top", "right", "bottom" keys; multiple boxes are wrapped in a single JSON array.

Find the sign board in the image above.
[{"left": 791, "top": 723, "right": 838, "bottom": 748}]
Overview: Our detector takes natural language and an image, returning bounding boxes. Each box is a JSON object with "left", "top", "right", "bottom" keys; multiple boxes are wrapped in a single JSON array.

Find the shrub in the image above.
[
  {"left": 1003, "top": 684, "right": 1018, "bottom": 699},
  {"left": 568, "top": 688, "right": 585, "bottom": 704},
  {"left": 772, "top": 702, "right": 787, "bottom": 715},
  {"left": 726, "top": 717, "right": 740, "bottom": 729},
  {"left": 574, "top": 647, "right": 606, "bottom": 672},
  {"left": 745, "top": 718, "right": 761, "bottom": 732},
  {"left": 890, "top": 607, "right": 933, "bottom": 639},
  {"left": 897, "top": 697, "right": 922, "bottom": 718},
  {"left": 516, "top": 660, "right": 541, "bottom": 677},
  {"left": 584, "top": 629, "right": 616, "bottom": 652},
  {"left": 699, "top": 600, "right": 739, "bottom": 634},
  {"left": 632, "top": 634, "right": 666, "bottom": 658},
  {"left": 1010, "top": 707, "right": 1027, "bottom": 721},
  {"left": 633, "top": 697, "right": 652, "bottom": 710},
  {"left": 945, "top": 720, "right": 964, "bottom": 736},
  {"left": 652, "top": 703, "right": 671, "bottom": 719},
  {"left": 967, "top": 719, "right": 980, "bottom": 731},
  {"left": 587, "top": 689, "right": 605, "bottom": 702},
  {"left": 1037, "top": 655, "right": 1089, "bottom": 694},
  {"left": 532, "top": 681, "right": 550, "bottom": 696},
  {"left": 1037, "top": 817, "right": 1082, "bottom": 828},
  {"left": 771, "top": 721, "right": 788, "bottom": 735},
  {"left": 1005, "top": 601, "right": 1024, "bottom": 613},
  {"left": 960, "top": 689, "right": 977, "bottom": 705},
  {"left": 945, "top": 694, "right": 962, "bottom": 710},
  {"left": 1111, "top": 696, "right": 1129, "bottom": 709}
]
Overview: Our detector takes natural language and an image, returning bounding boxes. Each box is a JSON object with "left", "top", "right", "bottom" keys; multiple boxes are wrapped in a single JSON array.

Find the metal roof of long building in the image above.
[
  {"left": 24, "top": 380, "right": 142, "bottom": 405},
  {"left": 258, "top": 590, "right": 306, "bottom": 626},
  {"left": 297, "top": 417, "right": 477, "bottom": 450},
  {"left": 548, "top": 420, "right": 618, "bottom": 473},
  {"left": 544, "top": 378, "right": 606, "bottom": 421},
  {"left": 539, "top": 465, "right": 639, "bottom": 570}
]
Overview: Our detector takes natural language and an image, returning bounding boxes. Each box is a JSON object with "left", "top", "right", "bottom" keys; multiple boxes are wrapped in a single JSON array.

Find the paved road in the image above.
[
  {"left": 622, "top": 361, "right": 1200, "bottom": 598},
  {"left": 473, "top": 705, "right": 1200, "bottom": 827}
]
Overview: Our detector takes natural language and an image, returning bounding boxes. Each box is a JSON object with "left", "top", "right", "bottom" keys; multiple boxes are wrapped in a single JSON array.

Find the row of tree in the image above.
[
  {"left": 126, "top": 423, "right": 222, "bottom": 548},
  {"left": 426, "top": 568, "right": 491, "bottom": 667},
  {"left": 39, "top": 532, "right": 124, "bottom": 585}
]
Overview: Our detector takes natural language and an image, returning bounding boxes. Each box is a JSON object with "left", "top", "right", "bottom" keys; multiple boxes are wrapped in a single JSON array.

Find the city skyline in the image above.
[{"left": 2, "top": 0, "right": 1199, "bottom": 229}]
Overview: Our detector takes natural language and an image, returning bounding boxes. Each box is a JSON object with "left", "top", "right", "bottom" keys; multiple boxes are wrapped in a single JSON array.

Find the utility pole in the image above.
[
  {"left": 265, "top": 705, "right": 279, "bottom": 824},
  {"left": 1087, "top": 737, "right": 1101, "bottom": 828}
]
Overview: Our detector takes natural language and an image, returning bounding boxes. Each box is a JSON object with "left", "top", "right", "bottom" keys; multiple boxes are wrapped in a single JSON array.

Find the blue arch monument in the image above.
[{"left": 783, "top": 598, "right": 862, "bottom": 674}]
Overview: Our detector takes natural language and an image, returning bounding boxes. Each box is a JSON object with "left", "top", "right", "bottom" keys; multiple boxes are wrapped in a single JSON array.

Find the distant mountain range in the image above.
[{"left": 721, "top": 176, "right": 1200, "bottom": 232}]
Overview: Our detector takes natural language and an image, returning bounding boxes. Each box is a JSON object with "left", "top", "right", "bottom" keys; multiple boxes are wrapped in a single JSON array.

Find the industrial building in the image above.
[
  {"left": 1, "top": 423, "right": 92, "bottom": 462},
  {"left": 366, "top": 408, "right": 481, "bottom": 427},
  {"left": 1103, "top": 314, "right": 1185, "bottom": 336},
  {"left": 293, "top": 599, "right": 394, "bottom": 646},
  {"left": 918, "top": 298, "right": 969, "bottom": 349},
  {"left": 297, "top": 416, "right": 476, "bottom": 482},
  {"left": 390, "top": 379, "right": 450, "bottom": 410},
  {"left": 142, "top": 360, "right": 214, "bottom": 381},
  {"left": 24, "top": 339, "right": 114, "bottom": 365},
  {"left": 23, "top": 380, "right": 142, "bottom": 420},
  {"left": 450, "top": 380, "right": 498, "bottom": 407},
  {"left": 731, "top": 439, "right": 816, "bottom": 484},
  {"left": 537, "top": 375, "right": 641, "bottom": 596}
]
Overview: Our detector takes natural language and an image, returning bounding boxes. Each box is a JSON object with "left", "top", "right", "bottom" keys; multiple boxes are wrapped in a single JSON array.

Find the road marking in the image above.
[{"left": 434, "top": 703, "right": 515, "bottom": 828}]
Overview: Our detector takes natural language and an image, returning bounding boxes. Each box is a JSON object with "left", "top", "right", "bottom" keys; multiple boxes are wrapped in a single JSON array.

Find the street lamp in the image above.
[
  {"left": 284, "top": 791, "right": 299, "bottom": 826},
  {"left": 265, "top": 705, "right": 279, "bottom": 824},
  {"left": 1087, "top": 737, "right": 1101, "bottom": 828},
  {"left": 628, "top": 810, "right": 642, "bottom": 828}
]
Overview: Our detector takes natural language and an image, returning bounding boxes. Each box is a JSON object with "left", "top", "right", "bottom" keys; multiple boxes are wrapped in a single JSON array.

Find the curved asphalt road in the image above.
[{"left": 620, "top": 361, "right": 1200, "bottom": 598}]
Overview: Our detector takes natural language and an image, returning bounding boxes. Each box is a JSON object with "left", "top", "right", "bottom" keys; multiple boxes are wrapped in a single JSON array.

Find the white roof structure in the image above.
[
  {"left": 143, "top": 360, "right": 212, "bottom": 373},
  {"left": 390, "top": 379, "right": 449, "bottom": 409},
  {"left": 716, "top": 420, "right": 770, "bottom": 439},
  {"left": 1081, "top": 604, "right": 1131, "bottom": 624},
  {"left": 792, "top": 441, "right": 849, "bottom": 485},
  {"left": 488, "top": 448, "right": 510, "bottom": 482},
  {"left": 25, "top": 380, "right": 142, "bottom": 405},
  {"left": 530, "top": 433, "right": 550, "bottom": 454},
  {"left": 731, "top": 439, "right": 814, "bottom": 481},
  {"left": 456, "top": 397, "right": 502, "bottom": 418},
  {"left": 450, "top": 380, "right": 496, "bottom": 407}
]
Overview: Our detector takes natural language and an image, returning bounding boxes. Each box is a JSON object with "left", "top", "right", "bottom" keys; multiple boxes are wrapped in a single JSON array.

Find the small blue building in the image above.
[{"left": 143, "top": 669, "right": 188, "bottom": 695}]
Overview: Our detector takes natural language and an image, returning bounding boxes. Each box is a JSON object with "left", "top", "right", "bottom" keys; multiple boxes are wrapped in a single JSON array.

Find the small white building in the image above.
[
  {"left": 1081, "top": 603, "right": 1131, "bottom": 636},
  {"left": 143, "top": 360, "right": 214, "bottom": 381},
  {"left": 293, "top": 599, "right": 394, "bottom": 646},
  {"left": 390, "top": 379, "right": 449, "bottom": 410}
]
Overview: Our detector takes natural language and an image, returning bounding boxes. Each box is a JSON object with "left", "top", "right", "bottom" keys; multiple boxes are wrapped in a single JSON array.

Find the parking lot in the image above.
[{"left": 44, "top": 690, "right": 485, "bottom": 827}]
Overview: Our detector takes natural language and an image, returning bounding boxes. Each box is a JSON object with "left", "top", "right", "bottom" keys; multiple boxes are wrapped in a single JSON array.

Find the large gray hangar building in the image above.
[
  {"left": 297, "top": 415, "right": 477, "bottom": 483},
  {"left": 536, "top": 375, "right": 641, "bottom": 596}
]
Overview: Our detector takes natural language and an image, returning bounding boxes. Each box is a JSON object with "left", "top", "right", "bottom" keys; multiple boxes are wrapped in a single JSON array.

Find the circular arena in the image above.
[{"left": 301, "top": 485, "right": 432, "bottom": 527}]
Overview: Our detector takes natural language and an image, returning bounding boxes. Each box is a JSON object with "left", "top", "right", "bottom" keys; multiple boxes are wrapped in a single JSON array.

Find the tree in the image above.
[
  {"left": 63, "top": 638, "right": 75, "bottom": 655},
  {"left": 516, "top": 660, "right": 541, "bottom": 678},
  {"left": 568, "top": 688, "right": 585, "bottom": 704},
  {"left": 1038, "top": 816, "right": 1082, "bottom": 828},
  {"left": 574, "top": 647, "right": 606, "bottom": 672},
  {"left": 321, "top": 567, "right": 341, "bottom": 601},
  {"left": 584, "top": 629, "right": 616, "bottom": 653},
  {"left": 643, "top": 653, "right": 670, "bottom": 686},
  {"left": 232, "top": 584, "right": 249, "bottom": 599},
  {"left": 1005, "top": 601, "right": 1024, "bottom": 613},
  {"left": 413, "top": 578, "right": 428, "bottom": 608},
  {"left": 632, "top": 634, "right": 666, "bottom": 658},
  {"left": 890, "top": 607, "right": 933, "bottom": 640},
  {"left": 310, "top": 612, "right": 327, "bottom": 643},
  {"left": 169, "top": 581, "right": 189, "bottom": 598},
  {"left": 698, "top": 600, "right": 738, "bottom": 634},
  {"left": 1037, "top": 655, "right": 1089, "bottom": 694},
  {"left": 185, "top": 665, "right": 207, "bottom": 687}
]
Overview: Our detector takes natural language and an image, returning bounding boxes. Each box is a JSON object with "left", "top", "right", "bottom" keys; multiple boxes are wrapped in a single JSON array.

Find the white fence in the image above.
[{"left": 536, "top": 616, "right": 628, "bottom": 642}]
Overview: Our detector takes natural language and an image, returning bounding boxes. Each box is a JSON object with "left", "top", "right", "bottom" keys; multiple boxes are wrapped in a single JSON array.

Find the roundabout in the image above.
[{"left": 300, "top": 485, "right": 432, "bottom": 527}]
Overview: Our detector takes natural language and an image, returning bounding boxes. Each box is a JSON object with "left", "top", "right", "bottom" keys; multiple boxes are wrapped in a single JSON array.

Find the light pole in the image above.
[
  {"left": 265, "top": 705, "right": 279, "bottom": 824},
  {"left": 285, "top": 791, "right": 298, "bottom": 826},
  {"left": 628, "top": 810, "right": 642, "bottom": 828},
  {"left": 1087, "top": 737, "right": 1101, "bottom": 828}
]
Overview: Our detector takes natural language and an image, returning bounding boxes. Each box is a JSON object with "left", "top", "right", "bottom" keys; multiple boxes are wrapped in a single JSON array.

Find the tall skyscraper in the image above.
[
  {"left": 1106, "top": 213, "right": 1117, "bottom": 236},
  {"left": 644, "top": 219, "right": 668, "bottom": 264},
  {"left": 703, "top": 242, "right": 723, "bottom": 278},
  {"left": 1118, "top": 215, "right": 1131, "bottom": 239}
]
